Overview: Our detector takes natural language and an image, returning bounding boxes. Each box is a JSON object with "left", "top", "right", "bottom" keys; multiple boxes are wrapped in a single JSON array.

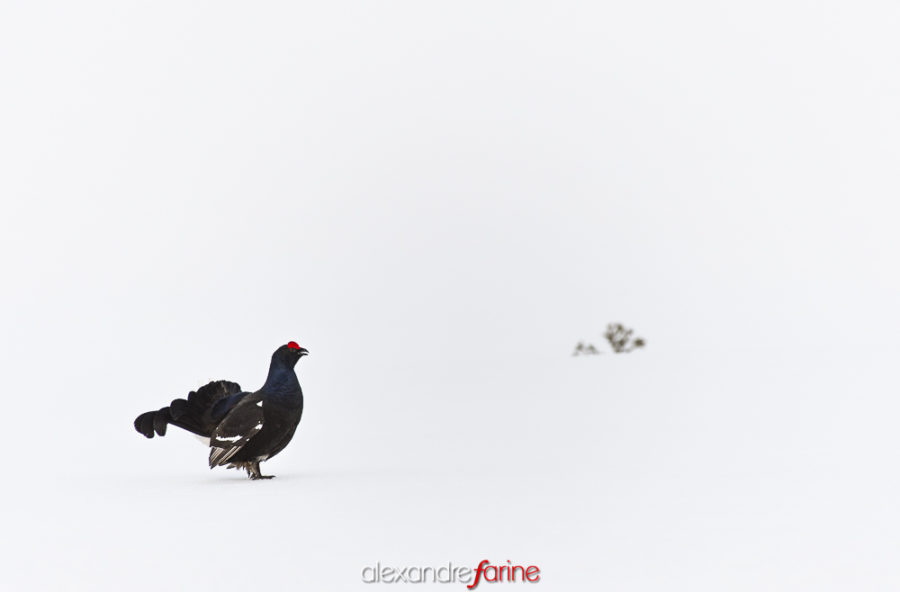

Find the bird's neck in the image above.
[{"left": 261, "top": 361, "right": 302, "bottom": 401}]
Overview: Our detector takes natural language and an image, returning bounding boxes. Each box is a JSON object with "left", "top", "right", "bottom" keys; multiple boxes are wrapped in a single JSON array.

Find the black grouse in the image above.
[{"left": 134, "top": 342, "right": 309, "bottom": 479}]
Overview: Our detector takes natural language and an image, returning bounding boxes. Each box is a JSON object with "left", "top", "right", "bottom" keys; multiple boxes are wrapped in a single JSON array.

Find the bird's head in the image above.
[{"left": 273, "top": 341, "right": 309, "bottom": 367}]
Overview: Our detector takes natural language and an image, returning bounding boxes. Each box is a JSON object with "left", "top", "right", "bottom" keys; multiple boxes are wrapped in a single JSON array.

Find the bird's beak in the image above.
[{"left": 298, "top": 348, "right": 309, "bottom": 357}]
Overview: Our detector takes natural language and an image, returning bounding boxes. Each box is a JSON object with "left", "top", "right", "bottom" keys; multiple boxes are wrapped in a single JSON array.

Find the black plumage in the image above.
[{"left": 134, "top": 342, "right": 308, "bottom": 479}]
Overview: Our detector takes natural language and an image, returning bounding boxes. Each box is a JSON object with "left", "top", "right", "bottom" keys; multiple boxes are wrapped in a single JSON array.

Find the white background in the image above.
[{"left": 2, "top": 2, "right": 899, "bottom": 590}]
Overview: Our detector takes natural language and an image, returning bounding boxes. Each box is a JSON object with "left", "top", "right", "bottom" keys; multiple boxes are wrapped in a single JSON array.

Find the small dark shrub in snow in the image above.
[
  {"left": 572, "top": 341, "right": 601, "bottom": 356},
  {"left": 604, "top": 323, "right": 646, "bottom": 353}
]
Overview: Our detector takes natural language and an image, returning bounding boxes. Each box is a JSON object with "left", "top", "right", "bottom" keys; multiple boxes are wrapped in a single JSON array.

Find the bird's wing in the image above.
[{"left": 209, "top": 394, "right": 265, "bottom": 467}]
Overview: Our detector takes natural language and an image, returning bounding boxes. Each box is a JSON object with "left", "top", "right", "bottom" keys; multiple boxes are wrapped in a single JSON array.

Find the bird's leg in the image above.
[{"left": 247, "top": 461, "right": 274, "bottom": 480}]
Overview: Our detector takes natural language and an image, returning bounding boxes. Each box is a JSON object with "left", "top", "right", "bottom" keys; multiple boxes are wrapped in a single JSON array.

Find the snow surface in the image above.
[
  {"left": 7, "top": 348, "right": 900, "bottom": 590},
  {"left": 3, "top": 1, "right": 900, "bottom": 589}
]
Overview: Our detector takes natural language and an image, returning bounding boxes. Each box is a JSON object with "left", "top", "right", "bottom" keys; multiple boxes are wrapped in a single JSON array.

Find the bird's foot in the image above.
[{"left": 245, "top": 461, "right": 274, "bottom": 480}]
